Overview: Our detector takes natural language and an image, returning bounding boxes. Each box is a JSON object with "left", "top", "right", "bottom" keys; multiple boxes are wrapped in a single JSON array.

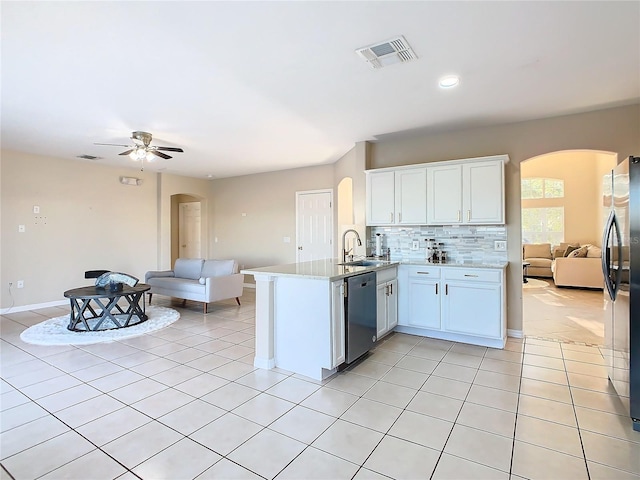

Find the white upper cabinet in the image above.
[
  {"left": 427, "top": 164, "right": 463, "bottom": 224},
  {"left": 367, "top": 155, "right": 506, "bottom": 226},
  {"left": 367, "top": 168, "right": 427, "bottom": 226},
  {"left": 463, "top": 160, "right": 504, "bottom": 224},
  {"left": 427, "top": 158, "right": 505, "bottom": 225},
  {"left": 368, "top": 171, "right": 395, "bottom": 225}
]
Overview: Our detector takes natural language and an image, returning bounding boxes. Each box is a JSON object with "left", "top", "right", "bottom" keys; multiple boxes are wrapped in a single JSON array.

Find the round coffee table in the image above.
[{"left": 64, "top": 284, "right": 150, "bottom": 332}]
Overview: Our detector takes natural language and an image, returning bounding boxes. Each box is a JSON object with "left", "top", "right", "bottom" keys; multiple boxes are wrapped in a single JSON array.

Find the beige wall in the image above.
[
  {"left": 1, "top": 151, "right": 157, "bottom": 308},
  {"left": 0, "top": 151, "right": 212, "bottom": 309},
  {"left": 369, "top": 103, "right": 640, "bottom": 333},
  {"left": 521, "top": 151, "right": 617, "bottom": 247},
  {"left": 208, "top": 164, "right": 334, "bottom": 274}
]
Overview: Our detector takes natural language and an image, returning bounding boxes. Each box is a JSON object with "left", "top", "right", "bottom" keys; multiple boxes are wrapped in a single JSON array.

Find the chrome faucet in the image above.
[{"left": 342, "top": 229, "right": 362, "bottom": 263}]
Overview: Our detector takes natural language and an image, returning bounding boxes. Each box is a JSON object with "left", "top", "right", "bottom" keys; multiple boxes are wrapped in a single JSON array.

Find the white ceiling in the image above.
[{"left": 2, "top": 1, "right": 639, "bottom": 179}]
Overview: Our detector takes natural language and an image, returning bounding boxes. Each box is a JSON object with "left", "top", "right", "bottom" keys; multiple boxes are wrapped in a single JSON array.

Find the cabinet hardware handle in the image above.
[
  {"left": 457, "top": 210, "right": 461, "bottom": 222},
  {"left": 390, "top": 283, "right": 393, "bottom": 295},
  {"left": 464, "top": 274, "right": 479, "bottom": 277},
  {"left": 390, "top": 212, "right": 393, "bottom": 222},
  {"left": 467, "top": 210, "right": 471, "bottom": 222},
  {"left": 417, "top": 271, "right": 429, "bottom": 274},
  {"left": 298, "top": 246, "right": 303, "bottom": 250},
  {"left": 398, "top": 212, "right": 402, "bottom": 223},
  {"left": 445, "top": 284, "right": 448, "bottom": 295},
  {"left": 435, "top": 284, "right": 438, "bottom": 295}
]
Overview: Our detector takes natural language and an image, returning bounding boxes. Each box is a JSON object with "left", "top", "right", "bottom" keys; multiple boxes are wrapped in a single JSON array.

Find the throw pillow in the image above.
[
  {"left": 564, "top": 245, "right": 580, "bottom": 257},
  {"left": 568, "top": 245, "right": 589, "bottom": 258},
  {"left": 587, "top": 245, "right": 603, "bottom": 258}
]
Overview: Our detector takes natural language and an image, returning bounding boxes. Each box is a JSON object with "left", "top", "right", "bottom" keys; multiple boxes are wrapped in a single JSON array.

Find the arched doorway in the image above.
[{"left": 521, "top": 150, "right": 616, "bottom": 344}]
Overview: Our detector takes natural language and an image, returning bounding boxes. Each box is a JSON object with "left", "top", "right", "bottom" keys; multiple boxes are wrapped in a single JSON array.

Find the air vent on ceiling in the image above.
[
  {"left": 77, "top": 154, "right": 102, "bottom": 160},
  {"left": 356, "top": 35, "right": 417, "bottom": 69}
]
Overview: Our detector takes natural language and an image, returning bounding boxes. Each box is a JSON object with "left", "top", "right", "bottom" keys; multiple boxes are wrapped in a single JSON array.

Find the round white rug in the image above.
[{"left": 20, "top": 306, "right": 180, "bottom": 346}]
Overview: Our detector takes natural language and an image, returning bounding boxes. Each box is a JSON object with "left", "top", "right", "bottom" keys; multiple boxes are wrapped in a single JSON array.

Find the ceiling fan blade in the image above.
[
  {"left": 119, "top": 149, "right": 134, "bottom": 156},
  {"left": 94, "top": 143, "right": 134, "bottom": 147},
  {"left": 155, "top": 146, "right": 184, "bottom": 152},
  {"left": 150, "top": 150, "right": 172, "bottom": 160}
]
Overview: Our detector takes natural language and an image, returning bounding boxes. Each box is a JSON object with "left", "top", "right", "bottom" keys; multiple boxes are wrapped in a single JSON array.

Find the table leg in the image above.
[
  {"left": 92, "top": 297, "right": 123, "bottom": 330},
  {"left": 122, "top": 292, "right": 148, "bottom": 326}
]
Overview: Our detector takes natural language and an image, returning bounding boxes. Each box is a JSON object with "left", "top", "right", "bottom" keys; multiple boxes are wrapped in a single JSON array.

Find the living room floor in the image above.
[
  {"left": 523, "top": 277, "right": 605, "bottom": 345},
  {"left": 1, "top": 290, "right": 639, "bottom": 479}
]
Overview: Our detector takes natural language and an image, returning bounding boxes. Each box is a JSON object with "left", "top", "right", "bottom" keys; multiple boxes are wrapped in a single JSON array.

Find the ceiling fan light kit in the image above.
[{"left": 95, "top": 131, "right": 184, "bottom": 170}]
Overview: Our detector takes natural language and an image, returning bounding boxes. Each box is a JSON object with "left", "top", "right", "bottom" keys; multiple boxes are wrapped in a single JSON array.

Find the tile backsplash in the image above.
[{"left": 370, "top": 225, "right": 508, "bottom": 264}]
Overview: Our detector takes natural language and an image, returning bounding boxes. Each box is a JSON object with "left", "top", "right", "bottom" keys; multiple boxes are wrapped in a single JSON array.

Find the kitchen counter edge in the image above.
[{"left": 241, "top": 259, "right": 508, "bottom": 282}]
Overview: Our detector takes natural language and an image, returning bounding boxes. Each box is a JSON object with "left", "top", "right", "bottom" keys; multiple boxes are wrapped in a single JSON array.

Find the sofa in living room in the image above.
[
  {"left": 523, "top": 242, "right": 604, "bottom": 289},
  {"left": 145, "top": 258, "right": 244, "bottom": 313},
  {"left": 552, "top": 244, "right": 603, "bottom": 289}
]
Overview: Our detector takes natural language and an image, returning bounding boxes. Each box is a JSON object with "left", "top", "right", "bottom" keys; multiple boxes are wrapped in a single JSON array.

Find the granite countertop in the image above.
[{"left": 241, "top": 258, "right": 508, "bottom": 281}]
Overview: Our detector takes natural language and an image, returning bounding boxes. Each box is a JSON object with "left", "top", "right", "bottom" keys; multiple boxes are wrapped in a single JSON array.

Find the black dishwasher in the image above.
[{"left": 345, "top": 271, "right": 377, "bottom": 364}]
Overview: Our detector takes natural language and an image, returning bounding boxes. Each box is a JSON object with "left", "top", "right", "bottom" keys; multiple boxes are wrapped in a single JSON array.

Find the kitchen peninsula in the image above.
[{"left": 242, "top": 258, "right": 507, "bottom": 380}]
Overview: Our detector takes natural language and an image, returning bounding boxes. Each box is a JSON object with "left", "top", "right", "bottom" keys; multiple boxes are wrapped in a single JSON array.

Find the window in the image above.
[
  {"left": 522, "top": 207, "right": 564, "bottom": 245},
  {"left": 521, "top": 178, "right": 564, "bottom": 199}
]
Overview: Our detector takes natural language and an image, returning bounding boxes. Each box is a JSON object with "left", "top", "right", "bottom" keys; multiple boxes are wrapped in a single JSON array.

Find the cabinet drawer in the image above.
[
  {"left": 376, "top": 266, "right": 398, "bottom": 284},
  {"left": 443, "top": 268, "right": 501, "bottom": 283},
  {"left": 406, "top": 266, "right": 441, "bottom": 278}
]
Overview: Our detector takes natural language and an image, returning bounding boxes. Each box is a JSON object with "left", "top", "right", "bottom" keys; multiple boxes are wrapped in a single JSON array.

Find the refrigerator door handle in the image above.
[{"left": 602, "top": 210, "right": 615, "bottom": 300}]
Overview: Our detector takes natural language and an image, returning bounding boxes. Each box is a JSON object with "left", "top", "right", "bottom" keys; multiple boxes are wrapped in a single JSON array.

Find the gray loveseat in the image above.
[{"left": 145, "top": 258, "right": 244, "bottom": 313}]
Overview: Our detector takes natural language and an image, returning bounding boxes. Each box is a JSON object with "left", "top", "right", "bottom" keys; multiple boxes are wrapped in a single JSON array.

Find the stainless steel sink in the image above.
[{"left": 339, "top": 259, "right": 388, "bottom": 267}]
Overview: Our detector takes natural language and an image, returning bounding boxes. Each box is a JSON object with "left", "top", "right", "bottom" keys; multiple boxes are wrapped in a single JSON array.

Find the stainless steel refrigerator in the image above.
[{"left": 602, "top": 155, "right": 639, "bottom": 432}]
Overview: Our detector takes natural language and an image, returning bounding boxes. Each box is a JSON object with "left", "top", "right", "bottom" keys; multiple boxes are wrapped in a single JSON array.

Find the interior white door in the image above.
[
  {"left": 179, "top": 202, "right": 201, "bottom": 259},
  {"left": 296, "top": 191, "right": 333, "bottom": 262}
]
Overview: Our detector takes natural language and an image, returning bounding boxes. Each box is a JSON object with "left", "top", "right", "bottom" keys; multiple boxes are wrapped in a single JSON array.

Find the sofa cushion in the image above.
[
  {"left": 173, "top": 258, "right": 204, "bottom": 280},
  {"left": 523, "top": 243, "right": 552, "bottom": 259},
  {"left": 587, "top": 245, "right": 602, "bottom": 258},
  {"left": 146, "top": 277, "right": 205, "bottom": 295},
  {"left": 527, "top": 258, "right": 553, "bottom": 268},
  {"left": 564, "top": 245, "right": 580, "bottom": 257},
  {"left": 568, "top": 245, "right": 589, "bottom": 258},
  {"left": 201, "top": 260, "right": 236, "bottom": 278}
]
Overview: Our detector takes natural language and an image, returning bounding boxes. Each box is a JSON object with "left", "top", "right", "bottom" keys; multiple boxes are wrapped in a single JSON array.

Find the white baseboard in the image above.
[
  {"left": 254, "top": 357, "right": 275, "bottom": 369},
  {"left": 507, "top": 329, "right": 523, "bottom": 338},
  {"left": 0, "top": 299, "right": 67, "bottom": 315},
  {"left": 243, "top": 283, "right": 256, "bottom": 289}
]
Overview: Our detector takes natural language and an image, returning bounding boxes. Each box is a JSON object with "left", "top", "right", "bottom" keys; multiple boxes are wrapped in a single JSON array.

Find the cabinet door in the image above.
[
  {"left": 376, "top": 282, "right": 388, "bottom": 338},
  {"left": 408, "top": 278, "right": 441, "bottom": 329},
  {"left": 395, "top": 168, "right": 427, "bottom": 224},
  {"left": 463, "top": 160, "right": 504, "bottom": 224},
  {"left": 331, "top": 280, "right": 345, "bottom": 367},
  {"left": 443, "top": 281, "right": 501, "bottom": 338},
  {"left": 427, "top": 164, "right": 463, "bottom": 224},
  {"left": 367, "top": 171, "right": 395, "bottom": 225},
  {"left": 387, "top": 279, "right": 398, "bottom": 330}
]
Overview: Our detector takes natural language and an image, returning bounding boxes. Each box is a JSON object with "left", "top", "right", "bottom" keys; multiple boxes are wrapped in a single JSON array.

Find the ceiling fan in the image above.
[{"left": 95, "top": 131, "right": 184, "bottom": 168}]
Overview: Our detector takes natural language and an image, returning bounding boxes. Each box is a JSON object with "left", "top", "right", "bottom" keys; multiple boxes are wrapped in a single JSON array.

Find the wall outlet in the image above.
[
  {"left": 18, "top": 225, "right": 25, "bottom": 233},
  {"left": 411, "top": 240, "right": 420, "bottom": 250},
  {"left": 494, "top": 240, "right": 507, "bottom": 251},
  {"left": 17, "top": 280, "right": 24, "bottom": 288}
]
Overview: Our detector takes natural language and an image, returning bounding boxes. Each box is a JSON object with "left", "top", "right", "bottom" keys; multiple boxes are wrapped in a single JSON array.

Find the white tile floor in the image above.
[{"left": 1, "top": 290, "right": 640, "bottom": 479}]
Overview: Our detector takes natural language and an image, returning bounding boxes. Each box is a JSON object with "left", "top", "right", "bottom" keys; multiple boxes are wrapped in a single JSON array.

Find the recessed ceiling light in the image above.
[
  {"left": 206, "top": 174, "right": 215, "bottom": 179},
  {"left": 439, "top": 75, "right": 460, "bottom": 88}
]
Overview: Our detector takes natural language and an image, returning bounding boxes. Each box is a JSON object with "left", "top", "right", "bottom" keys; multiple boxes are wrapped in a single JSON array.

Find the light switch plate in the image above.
[{"left": 411, "top": 240, "right": 419, "bottom": 250}]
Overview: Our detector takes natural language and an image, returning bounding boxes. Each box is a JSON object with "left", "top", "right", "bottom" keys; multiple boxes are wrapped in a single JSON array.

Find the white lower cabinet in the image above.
[
  {"left": 397, "top": 265, "right": 506, "bottom": 348},
  {"left": 376, "top": 267, "right": 398, "bottom": 339}
]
